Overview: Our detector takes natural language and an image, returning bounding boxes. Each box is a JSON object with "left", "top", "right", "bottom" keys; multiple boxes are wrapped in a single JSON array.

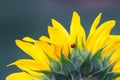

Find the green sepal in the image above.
[
  {"left": 80, "top": 46, "right": 88, "bottom": 60},
  {"left": 91, "top": 48, "right": 103, "bottom": 73},
  {"left": 53, "top": 71, "right": 70, "bottom": 80},
  {"left": 43, "top": 50, "right": 61, "bottom": 71},
  {"left": 32, "top": 70, "right": 54, "bottom": 79},
  {"left": 60, "top": 52, "right": 75, "bottom": 74},
  {"left": 71, "top": 49, "right": 84, "bottom": 67},
  {"left": 79, "top": 53, "right": 92, "bottom": 76},
  {"left": 73, "top": 36, "right": 88, "bottom": 60},
  {"left": 102, "top": 52, "right": 113, "bottom": 68},
  {"left": 103, "top": 72, "right": 120, "bottom": 80},
  {"left": 69, "top": 69, "right": 82, "bottom": 80},
  {"left": 80, "top": 39, "right": 89, "bottom": 59},
  {"left": 37, "top": 75, "right": 49, "bottom": 80},
  {"left": 89, "top": 64, "right": 112, "bottom": 80},
  {"left": 68, "top": 47, "right": 71, "bottom": 59}
]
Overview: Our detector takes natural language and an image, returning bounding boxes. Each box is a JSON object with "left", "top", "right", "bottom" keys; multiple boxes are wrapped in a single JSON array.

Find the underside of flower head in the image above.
[{"left": 6, "top": 11, "right": 120, "bottom": 80}]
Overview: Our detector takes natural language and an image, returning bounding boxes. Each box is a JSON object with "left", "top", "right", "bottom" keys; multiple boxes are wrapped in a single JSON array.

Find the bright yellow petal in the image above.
[
  {"left": 92, "top": 20, "right": 115, "bottom": 53},
  {"left": 70, "top": 11, "right": 86, "bottom": 48},
  {"left": 15, "top": 40, "right": 39, "bottom": 60},
  {"left": 88, "top": 13, "right": 102, "bottom": 38},
  {"left": 103, "top": 41, "right": 120, "bottom": 57},
  {"left": 113, "top": 59, "right": 120, "bottom": 72},
  {"left": 8, "top": 59, "right": 49, "bottom": 75},
  {"left": 36, "top": 41, "right": 69, "bottom": 58},
  {"left": 6, "top": 72, "right": 39, "bottom": 80},
  {"left": 15, "top": 40, "right": 48, "bottom": 62},
  {"left": 39, "top": 36, "right": 51, "bottom": 43},
  {"left": 110, "top": 48, "right": 120, "bottom": 64},
  {"left": 22, "top": 37, "right": 37, "bottom": 42},
  {"left": 52, "top": 19, "right": 69, "bottom": 37},
  {"left": 40, "top": 19, "right": 69, "bottom": 44},
  {"left": 15, "top": 40, "right": 50, "bottom": 70},
  {"left": 86, "top": 20, "right": 116, "bottom": 53},
  {"left": 48, "top": 26, "right": 69, "bottom": 46},
  {"left": 34, "top": 41, "right": 58, "bottom": 60},
  {"left": 116, "top": 77, "right": 120, "bottom": 80},
  {"left": 109, "top": 35, "right": 120, "bottom": 42}
]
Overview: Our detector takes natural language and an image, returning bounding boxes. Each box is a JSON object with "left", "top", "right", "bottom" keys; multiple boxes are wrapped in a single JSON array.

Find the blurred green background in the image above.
[{"left": 0, "top": 0, "right": 120, "bottom": 80}]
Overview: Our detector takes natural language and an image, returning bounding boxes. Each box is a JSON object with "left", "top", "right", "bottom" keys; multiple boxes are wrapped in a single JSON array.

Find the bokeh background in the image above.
[{"left": 0, "top": 0, "right": 120, "bottom": 80}]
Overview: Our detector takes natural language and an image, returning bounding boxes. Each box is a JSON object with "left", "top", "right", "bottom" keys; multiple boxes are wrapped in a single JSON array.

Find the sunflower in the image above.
[{"left": 6, "top": 11, "right": 120, "bottom": 80}]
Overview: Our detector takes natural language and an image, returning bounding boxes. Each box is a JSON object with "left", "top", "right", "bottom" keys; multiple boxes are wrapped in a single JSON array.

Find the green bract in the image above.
[{"left": 34, "top": 44, "right": 120, "bottom": 80}]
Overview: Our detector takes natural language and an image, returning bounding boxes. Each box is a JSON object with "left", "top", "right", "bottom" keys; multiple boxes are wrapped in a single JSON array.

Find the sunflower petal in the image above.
[
  {"left": 86, "top": 20, "right": 116, "bottom": 53},
  {"left": 22, "top": 37, "right": 37, "bottom": 42},
  {"left": 39, "top": 36, "right": 51, "bottom": 43},
  {"left": 15, "top": 40, "right": 50, "bottom": 68},
  {"left": 6, "top": 72, "right": 39, "bottom": 80},
  {"left": 112, "top": 59, "right": 120, "bottom": 72},
  {"left": 109, "top": 35, "right": 120, "bottom": 42},
  {"left": 103, "top": 42, "right": 120, "bottom": 57},
  {"left": 48, "top": 26, "right": 69, "bottom": 46},
  {"left": 70, "top": 11, "right": 86, "bottom": 48},
  {"left": 51, "top": 19, "right": 69, "bottom": 36},
  {"left": 110, "top": 48, "right": 120, "bottom": 64},
  {"left": 88, "top": 13, "right": 102, "bottom": 37},
  {"left": 15, "top": 40, "right": 40, "bottom": 60},
  {"left": 34, "top": 41, "right": 58, "bottom": 60},
  {"left": 9, "top": 59, "right": 49, "bottom": 75}
]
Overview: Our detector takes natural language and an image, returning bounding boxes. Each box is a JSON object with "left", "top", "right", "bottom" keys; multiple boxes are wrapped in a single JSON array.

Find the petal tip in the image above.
[
  {"left": 73, "top": 11, "right": 79, "bottom": 16},
  {"left": 15, "top": 40, "right": 21, "bottom": 43},
  {"left": 22, "top": 37, "right": 37, "bottom": 42},
  {"left": 99, "top": 12, "right": 102, "bottom": 16}
]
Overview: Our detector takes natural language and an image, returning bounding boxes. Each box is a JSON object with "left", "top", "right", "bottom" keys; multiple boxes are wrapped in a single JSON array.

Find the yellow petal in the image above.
[
  {"left": 40, "top": 19, "right": 69, "bottom": 44},
  {"left": 86, "top": 20, "right": 116, "bottom": 53},
  {"left": 16, "top": 40, "right": 47, "bottom": 61},
  {"left": 8, "top": 59, "right": 49, "bottom": 75},
  {"left": 109, "top": 35, "right": 120, "bottom": 42},
  {"left": 113, "top": 59, "right": 120, "bottom": 72},
  {"left": 70, "top": 11, "right": 86, "bottom": 48},
  {"left": 15, "top": 40, "right": 39, "bottom": 60},
  {"left": 103, "top": 42, "right": 120, "bottom": 57},
  {"left": 88, "top": 13, "right": 102, "bottom": 37},
  {"left": 92, "top": 21, "right": 115, "bottom": 52},
  {"left": 34, "top": 41, "right": 58, "bottom": 60},
  {"left": 15, "top": 40, "right": 50, "bottom": 69},
  {"left": 95, "top": 20, "right": 115, "bottom": 35},
  {"left": 116, "top": 77, "right": 120, "bottom": 80},
  {"left": 6, "top": 72, "right": 39, "bottom": 80},
  {"left": 22, "top": 37, "right": 37, "bottom": 42},
  {"left": 52, "top": 19, "right": 69, "bottom": 37},
  {"left": 110, "top": 48, "right": 120, "bottom": 64},
  {"left": 48, "top": 26, "right": 69, "bottom": 46},
  {"left": 39, "top": 36, "right": 51, "bottom": 43}
]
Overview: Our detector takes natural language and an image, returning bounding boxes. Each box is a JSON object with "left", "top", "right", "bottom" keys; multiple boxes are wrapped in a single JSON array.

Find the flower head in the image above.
[{"left": 6, "top": 11, "right": 120, "bottom": 80}]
